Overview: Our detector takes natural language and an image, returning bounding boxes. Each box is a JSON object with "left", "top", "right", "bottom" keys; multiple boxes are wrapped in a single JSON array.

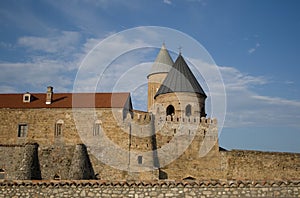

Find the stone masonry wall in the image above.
[
  {"left": 222, "top": 150, "right": 300, "bottom": 180},
  {"left": 0, "top": 143, "right": 95, "bottom": 180},
  {"left": 0, "top": 143, "right": 40, "bottom": 180},
  {"left": 0, "top": 180, "right": 299, "bottom": 198},
  {"left": 1, "top": 107, "right": 300, "bottom": 181}
]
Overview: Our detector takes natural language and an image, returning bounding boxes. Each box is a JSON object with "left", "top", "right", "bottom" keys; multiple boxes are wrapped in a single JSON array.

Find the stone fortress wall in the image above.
[
  {"left": 0, "top": 107, "right": 299, "bottom": 181},
  {"left": 0, "top": 180, "right": 300, "bottom": 198}
]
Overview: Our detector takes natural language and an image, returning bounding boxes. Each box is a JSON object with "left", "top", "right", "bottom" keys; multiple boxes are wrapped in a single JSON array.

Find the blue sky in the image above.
[{"left": 0, "top": 0, "right": 300, "bottom": 153}]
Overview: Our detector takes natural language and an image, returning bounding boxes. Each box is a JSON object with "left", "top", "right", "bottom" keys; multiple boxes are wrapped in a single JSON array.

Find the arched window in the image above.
[
  {"left": 185, "top": 104, "right": 192, "bottom": 117},
  {"left": 138, "top": 155, "right": 143, "bottom": 164},
  {"left": 93, "top": 120, "right": 101, "bottom": 136},
  {"left": 166, "top": 105, "right": 175, "bottom": 116},
  {"left": 55, "top": 120, "right": 64, "bottom": 137}
]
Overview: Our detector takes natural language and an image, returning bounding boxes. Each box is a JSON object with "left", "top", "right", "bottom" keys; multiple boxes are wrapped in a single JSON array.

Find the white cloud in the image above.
[
  {"left": 187, "top": 58, "right": 300, "bottom": 129},
  {"left": 186, "top": 0, "right": 207, "bottom": 6},
  {"left": 248, "top": 42, "right": 260, "bottom": 54},
  {"left": 18, "top": 31, "right": 81, "bottom": 54},
  {"left": 0, "top": 58, "right": 76, "bottom": 93},
  {"left": 218, "top": 66, "right": 267, "bottom": 90},
  {"left": 252, "top": 95, "right": 300, "bottom": 107},
  {"left": 163, "top": 0, "right": 172, "bottom": 5},
  {"left": 248, "top": 48, "right": 256, "bottom": 54},
  {"left": 216, "top": 65, "right": 300, "bottom": 128}
]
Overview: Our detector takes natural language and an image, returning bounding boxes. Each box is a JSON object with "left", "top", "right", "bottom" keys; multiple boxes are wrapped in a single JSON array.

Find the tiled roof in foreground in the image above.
[
  {"left": 0, "top": 92, "right": 130, "bottom": 108},
  {"left": 0, "top": 180, "right": 299, "bottom": 187}
]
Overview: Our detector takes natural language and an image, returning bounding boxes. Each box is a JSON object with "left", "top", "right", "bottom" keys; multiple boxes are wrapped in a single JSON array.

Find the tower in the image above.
[
  {"left": 147, "top": 44, "right": 174, "bottom": 112},
  {"left": 154, "top": 53, "right": 207, "bottom": 118}
]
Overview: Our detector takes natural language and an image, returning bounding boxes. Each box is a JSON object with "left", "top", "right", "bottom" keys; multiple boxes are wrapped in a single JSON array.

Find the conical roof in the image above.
[
  {"left": 154, "top": 54, "right": 206, "bottom": 98},
  {"left": 147, "top": 44, "right": 174, "bottom": 78}
]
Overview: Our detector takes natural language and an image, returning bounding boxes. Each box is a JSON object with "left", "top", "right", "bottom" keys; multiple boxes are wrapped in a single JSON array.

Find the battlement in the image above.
[
  {"left": 131, "top": 110, "right": 152, "bottom": 123},
  {"left": 162, "top": 115, "right": 217, "bottom": 125},
  {"left": 126, "top": 111, "right": 217, "bottom": 126}
]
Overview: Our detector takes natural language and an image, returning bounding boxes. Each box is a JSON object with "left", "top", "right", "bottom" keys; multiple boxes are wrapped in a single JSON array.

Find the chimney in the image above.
[{"left": 46, "top": 86, "right": 53, "bottom": 104}]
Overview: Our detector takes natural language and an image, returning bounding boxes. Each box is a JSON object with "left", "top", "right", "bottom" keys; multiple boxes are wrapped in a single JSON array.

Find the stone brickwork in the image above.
[
  {"left": 222, "top": 150, "right": 300, "bottom": 180},
  {"left": 0, "top": 143, "right": 40, "bottom": 180},
  {"left": 148, "top": 73, "right": 168, "bottom": 111},
  {"left": 0, "top": 180, "right": 299, "bottom": 197},
  {"left": 0, "top": 108, "right": 82, "bottom": 145},
  {"left": 0, "top": 106, "right": 300, "bottom": 181},
  {"left": 154, "top": 92, "right": 206, "bottom": 118},
  {"left": 0, "top": 143, "right": 95, "bottom": 180}
]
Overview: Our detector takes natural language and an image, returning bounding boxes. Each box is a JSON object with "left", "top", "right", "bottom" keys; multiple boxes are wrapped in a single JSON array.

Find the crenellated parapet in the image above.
[
  {"left": 131, "top": 110, "right": 152, "bottom": 123},
  {"left": 161, "top": 115, "right": 217, "bottom": 125},
  {"left": 123, "top": 109, "right": 218, "bottom": 140}
]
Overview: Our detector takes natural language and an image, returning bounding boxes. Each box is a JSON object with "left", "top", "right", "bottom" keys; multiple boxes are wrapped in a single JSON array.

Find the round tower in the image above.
[
  {"left": 154, "top": 53, "right": 207, "bottom": 118},
  {"left": 147, "top": 44, "right": 174, "bottom": 112}
]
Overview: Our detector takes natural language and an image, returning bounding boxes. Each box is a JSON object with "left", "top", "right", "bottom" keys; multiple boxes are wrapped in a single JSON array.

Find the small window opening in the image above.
[
  {"left": 55, "top": 120, "right": 64, "bottom": 137},
  {"left": 138, "top": 156, "right": 143, "bottom": 164},
  {"left": 93, "top": 121, "right": 101, "bottom": 136},
  {"left": 185, "top": 104, "right": 191, "bottom": 117},
  {"left": 166, "top": 105, "right": 175, "bottom": 116},
  {"left": 55, "top": 124, "right": 62, "bottom": 136},
  {"left": 18, "top": 124, "right": 27, "bottom": 137},
  {"left": 0, "top": 169, "right": 5, "bottom": 179},
  {"left": 23, "top": 93, "right": 31, "bottom": 103}
]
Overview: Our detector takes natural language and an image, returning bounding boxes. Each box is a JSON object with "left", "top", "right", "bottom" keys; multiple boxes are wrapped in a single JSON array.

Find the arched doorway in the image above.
[{"left": 166, "top": 105, "right": 175, "bottom": 116}]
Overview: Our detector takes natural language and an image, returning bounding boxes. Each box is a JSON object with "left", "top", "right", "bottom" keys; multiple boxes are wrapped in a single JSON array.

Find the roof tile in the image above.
[{"left": 0, "top": 92, "right": 130, "bottom": 108}]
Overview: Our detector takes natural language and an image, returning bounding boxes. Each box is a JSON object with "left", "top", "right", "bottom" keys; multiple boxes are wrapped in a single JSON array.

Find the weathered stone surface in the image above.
[
  {"left": 0, "top": 105, "right": 299, "bottom": 181},
  {"left": 0, "top": 180, "right": 299, "bottom": 198}
]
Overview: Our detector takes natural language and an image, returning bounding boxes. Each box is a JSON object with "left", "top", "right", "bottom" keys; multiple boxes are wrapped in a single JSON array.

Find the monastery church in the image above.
[{"left": 0, "top": 44, "right": 299, "bottom": 181}]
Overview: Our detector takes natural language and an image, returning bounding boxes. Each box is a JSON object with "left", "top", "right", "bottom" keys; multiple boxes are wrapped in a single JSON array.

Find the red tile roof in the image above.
[{"left": 0, "top": 92, "right": 130, "bottom": 108}]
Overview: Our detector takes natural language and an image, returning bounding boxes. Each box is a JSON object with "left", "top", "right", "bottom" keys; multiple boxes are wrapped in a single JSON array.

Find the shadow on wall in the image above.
[{"left": 68, "top": 144, "right": 96, "bottom": 180}]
